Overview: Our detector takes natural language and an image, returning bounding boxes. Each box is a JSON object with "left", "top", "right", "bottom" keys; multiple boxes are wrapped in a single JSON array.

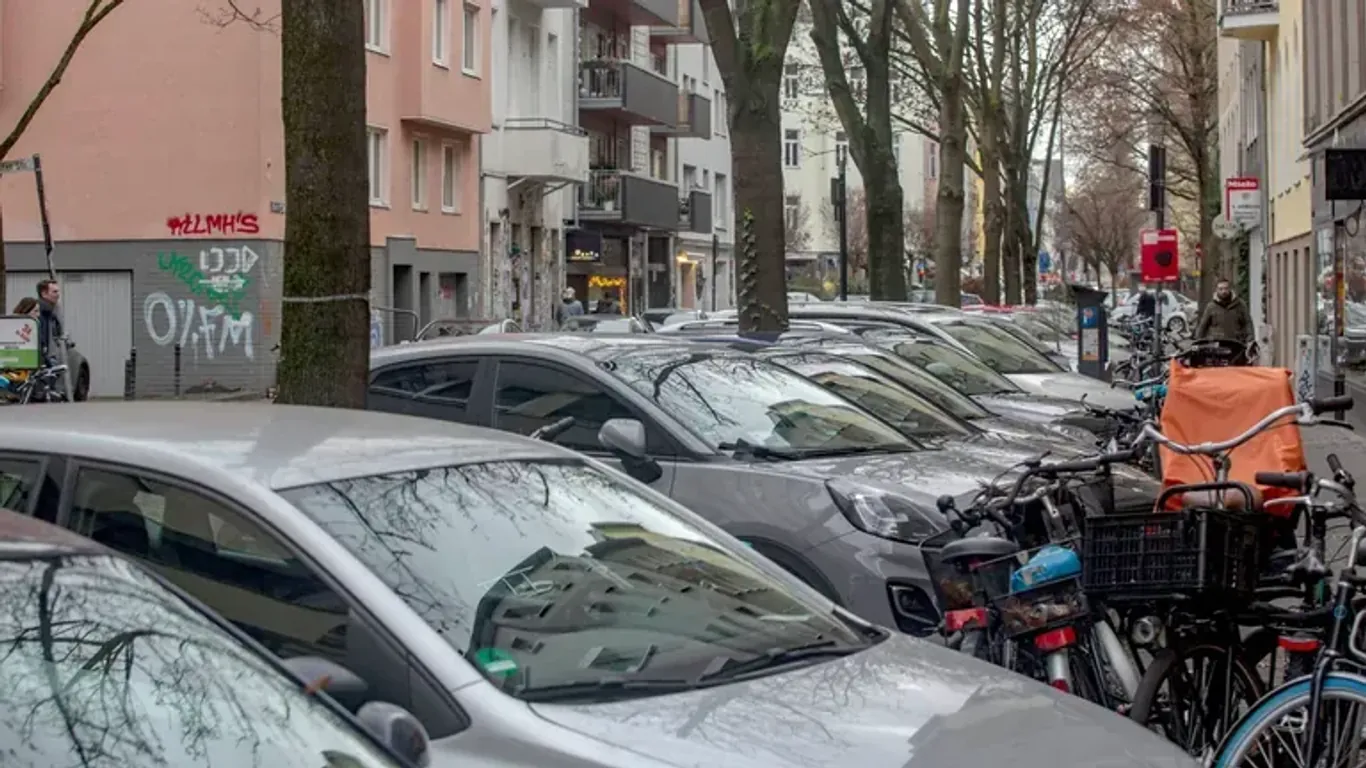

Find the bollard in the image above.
[
  {"left": 173, "top": 344, "right": 182, "bottom": 397},
  {"left": 123, "top": 347, "right": 137, "bottom": 401}
]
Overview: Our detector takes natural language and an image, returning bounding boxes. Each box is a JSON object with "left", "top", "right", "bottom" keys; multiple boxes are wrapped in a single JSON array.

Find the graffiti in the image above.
[
  {"left": 166, "top": 212, "right": 259, "bottom": 237},
  {"left": 144, "top": 292, "right": 254, "bottom": 361},
  {"left": 156, "top": 249, "right": 256, "bottom": 318}
]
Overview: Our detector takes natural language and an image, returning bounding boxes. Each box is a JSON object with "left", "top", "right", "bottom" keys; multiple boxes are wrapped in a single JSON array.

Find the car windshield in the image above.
[
  {"left": 1010, "top": 316, "right": 1068, "bottom": 345},
  {"left": 844, "top": 351, "right": 991, "bottom": 421},
  {"left": 282, "top": 460, "right": 875, "bottom": 703},
  {"left": 766, "top": 355, "right": 973, "bottom": 439},
  {"left": 993, "top": 319, "right": 1059, "bottom": 355},
  {"left": 605, "top": 349, "right": 915, "bottom": 456},
  {"left": 934, "top": 321, "right": 1062, "bottom": 374},
  {"left": 0, "top": 552, "right": 399, "bottom": 768},
  {"left": 881, "top": 339, "right": 1021, "bottom": 396}
]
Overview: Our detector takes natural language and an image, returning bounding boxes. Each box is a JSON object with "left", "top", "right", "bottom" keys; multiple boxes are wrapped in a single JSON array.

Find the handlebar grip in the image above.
[
  {"left": 1328, "top": 454, "right": 1345, "bottom": 476},
  {"left": 1254, "top": 471, "right": 1310, "bottom": 491},
  {"left": 1309, "top": 395, "right": 1354, "bottom": 415},
  {"left": 1038, "top": 458, "right": 1100, "bottom": 474}
]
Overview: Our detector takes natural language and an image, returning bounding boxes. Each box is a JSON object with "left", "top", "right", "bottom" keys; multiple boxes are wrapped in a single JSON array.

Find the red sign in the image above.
[{"left": 1140, "top": 228, "right": 1180, "bottom": 283}]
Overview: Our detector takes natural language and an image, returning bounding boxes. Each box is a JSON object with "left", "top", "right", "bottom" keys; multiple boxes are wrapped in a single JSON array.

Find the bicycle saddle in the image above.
[
  {"left": 1180, "top": 487, "right": 1263, "bottom": 512},
  {"left": 939, "top": 536, "right": 1020, "bottom": 567}
]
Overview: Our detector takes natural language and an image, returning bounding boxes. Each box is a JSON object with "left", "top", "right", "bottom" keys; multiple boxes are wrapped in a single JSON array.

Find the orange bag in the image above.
[{"left": 1158, "top": 362, "right": 1307, "bottom": 515}]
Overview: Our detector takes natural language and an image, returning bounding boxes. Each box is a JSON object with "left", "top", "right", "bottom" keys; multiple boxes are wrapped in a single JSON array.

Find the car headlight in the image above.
[{"left": 826, "top": 478, "right": 946, "bottom": 544}]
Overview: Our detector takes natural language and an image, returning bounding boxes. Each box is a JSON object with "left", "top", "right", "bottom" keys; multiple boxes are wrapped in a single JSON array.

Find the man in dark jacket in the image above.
[
  {"left": 1195, "top": 278, "right": 1253, "bottom": 343},
  {"left": 36, "top": 279, "right": 63, "bottom": 364}
]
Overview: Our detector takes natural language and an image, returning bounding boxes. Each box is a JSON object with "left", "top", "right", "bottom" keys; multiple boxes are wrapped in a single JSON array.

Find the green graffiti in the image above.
[{"left": 156, "top": 251, "right": 250, "bottom": 319}]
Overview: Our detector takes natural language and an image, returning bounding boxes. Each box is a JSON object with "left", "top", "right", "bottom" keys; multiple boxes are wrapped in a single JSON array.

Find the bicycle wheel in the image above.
[
  {"left": 1214, "top": 673, "right": 1366, "bottom": 767},
  {"left": 1130, "top": 643, "right": 1264, "bottom": 758}
]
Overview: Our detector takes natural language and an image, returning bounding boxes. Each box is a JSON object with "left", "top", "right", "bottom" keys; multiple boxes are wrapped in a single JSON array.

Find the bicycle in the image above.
[
  {"left": 1114, "top": 395, "right": 1354, "bottom": 757},
  {"left": 1210, "top": 460, "right": 1366, "bottom": 767},
  {"left": 1, "top": 363, "right": 69, "bottom": 404}
]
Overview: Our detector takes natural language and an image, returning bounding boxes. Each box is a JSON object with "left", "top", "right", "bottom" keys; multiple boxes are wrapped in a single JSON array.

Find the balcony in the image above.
[
  {"left": 1219, "top": 0, "right": 1277, "bottom": 40},
  {"left": 682, "top": 189, "right": 712, "bottom": 234},
  {"left": 651, "top": 0, "right": 708, "bottom": 43},
  {"left": 651, "top": 91, "right": 711, "bottom": 139},
  {"left": 579, "top": 60, "right": 680, "bottom": 127},
  {"left": 588, "top": 0, "right": 677, "bottom": 26},
  {"left": 580, "top": 170, "right": 681, "bottom": 230},
  {"left": 488, "top": 118, "right": 589, "bottom": 184},
  {"left": 524, "top": 0, "right": 586, "bottom": 9}
]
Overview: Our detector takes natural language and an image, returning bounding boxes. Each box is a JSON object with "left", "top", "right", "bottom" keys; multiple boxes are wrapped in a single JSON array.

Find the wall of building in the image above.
[{"left": 674, "top": 42, "right": 735, "bottom": 309}]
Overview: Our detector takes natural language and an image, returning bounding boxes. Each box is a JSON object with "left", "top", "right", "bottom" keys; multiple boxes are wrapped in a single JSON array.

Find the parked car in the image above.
[
  {"left": 561, "top": 314, "right": 651, "bottom": 334},
  {"left": 913, "top": 312, "right": 1137, "bottom": 410},
  {"left": 787, "top": 291, "right": 824, "bottom": 303},
  {"left": 0, "top": 402, "right": 1197, "bottom": 768},
  {"left": 711, "top": 304, "right": 974, "bottom": 354},
  {"left": 0, "top": 506, "right": 428, "bottom": 768},
  {"left": 656, "top": 318, "right": 857, "bottom": 336},
  {"left": 1109, "top": 289, "right": 1193, "bottom": 333}
]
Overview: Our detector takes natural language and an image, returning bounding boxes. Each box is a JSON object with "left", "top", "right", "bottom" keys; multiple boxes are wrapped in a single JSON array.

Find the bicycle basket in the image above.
[
  {"left": 979, "top": 542, "right": 1088, "bottom": 639},
  {"left": 920, "top": 530, "right": 978, "bottom": 611},
  {"left": 1081, "top": 507, "right": 1263, "bottom": 602}
]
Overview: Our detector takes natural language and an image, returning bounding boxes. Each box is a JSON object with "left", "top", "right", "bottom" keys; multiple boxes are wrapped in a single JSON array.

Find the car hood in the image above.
[
  {"left": 970, "top": 416, "right": 1096, "bottom": 451},
  {"left": 529, "top": 632, "right": 1197, "bottom": 768},
  {"left": 762, "top": 446, "right": 1034, "bottom": 503},
  {"left": 973, "top": 392, "right": 1086, "bottom": 423},
  {"left": 1006, "top": 372, "right": 1138, "bottom": 412}
]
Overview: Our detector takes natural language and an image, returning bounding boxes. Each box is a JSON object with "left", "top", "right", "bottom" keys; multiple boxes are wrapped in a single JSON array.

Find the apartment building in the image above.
[
  {"left": 779, "top": 23, "right": 935, "bottom": 289},
  {"left": 1217, "top": 0, "right": 1315, "bottom": 368},
  {"left": 482, "top": 0, "right": 584, "bottom": 328},
  {"left": 673, "top": 42, "right": 735, "bottom": 310},
  {"left": 0, "top": 0, "right": 490, "bottom": 398},
  {"left": 567, "top": 0, "right": 714, "bottom": 313}
]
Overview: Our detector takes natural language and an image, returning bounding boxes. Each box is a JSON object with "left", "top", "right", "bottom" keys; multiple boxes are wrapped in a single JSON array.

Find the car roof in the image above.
[
  {"left": 371, "top": 332, "right": 703, "bottom": 367},
  {"left": 0, "top": 401, "right": 572, "bottom": 490},
  {"left": 0, "top": 507, "right": 105, "bottom": 558}
]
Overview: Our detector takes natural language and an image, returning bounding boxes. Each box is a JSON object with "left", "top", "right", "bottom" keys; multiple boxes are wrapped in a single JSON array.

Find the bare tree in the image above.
[
  {"left": 1059, "top": 160, "right": 1147, "bottom": 292},
  {"left": 783, "top": 195, "right": 813, "bottom": 254},
  {"left": 698, "top": 0, "right": 802, "bottom": 331},
  {"left": 272, "top": 0, "right": 372, "bottom": 407},
  {"left": 0, "top": 0, "right": 127, "bottom": 308}
]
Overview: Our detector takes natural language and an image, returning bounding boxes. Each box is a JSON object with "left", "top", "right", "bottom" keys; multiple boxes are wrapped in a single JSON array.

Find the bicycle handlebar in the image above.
[
  {"left": 1137, "top": 398, "right": 1355, "bottom": 457},
  {"left": 1255, "top": 470, "right": 1312, "bottom": 491}
]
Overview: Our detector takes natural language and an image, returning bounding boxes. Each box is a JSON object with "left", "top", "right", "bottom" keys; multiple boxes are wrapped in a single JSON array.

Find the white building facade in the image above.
[
  {"left": 672, "top": 42, "right": 736, "bottom": 310},
  {"left": 482, "top": 0, "right": 587, "bottom": 328}
]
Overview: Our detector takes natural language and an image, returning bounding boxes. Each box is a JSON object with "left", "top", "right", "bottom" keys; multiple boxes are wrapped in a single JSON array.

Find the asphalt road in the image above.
[{"left": 1299, "top": 424, "right": 1366, "bottom": 566}]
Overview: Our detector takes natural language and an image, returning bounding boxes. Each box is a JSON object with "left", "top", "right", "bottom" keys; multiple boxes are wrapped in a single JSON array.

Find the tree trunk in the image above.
[
  {"left": 1198, "top": 152, "right": 1220, "bottom": 305},
  {"left": 933, "top": 78, "right": 968, "bottom": 308},
  {"left": 1000, "top": 176, "right": 1022, "bottom": 304},
  {"left": 980, "top": 143, "right": 1002, "bottom": 305},
  {"left": 274, "top": 0, "right": 371, "bottom": 407},
  {"left": 731, "top": 84, "right": 789, "bottom": 331},
  {"left": 865, "top": 154, "right": 907, "bottom": 301}
]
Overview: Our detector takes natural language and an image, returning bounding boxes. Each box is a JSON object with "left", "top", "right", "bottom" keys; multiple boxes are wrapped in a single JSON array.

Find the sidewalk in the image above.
[{"left": 1301, "top": 424, "right": 1366, "bottom": 480}]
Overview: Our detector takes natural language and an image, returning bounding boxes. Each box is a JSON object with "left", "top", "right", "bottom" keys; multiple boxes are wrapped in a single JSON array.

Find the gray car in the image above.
[{"left": 0, "top": 402, "right": 1196, "bottom": 767}]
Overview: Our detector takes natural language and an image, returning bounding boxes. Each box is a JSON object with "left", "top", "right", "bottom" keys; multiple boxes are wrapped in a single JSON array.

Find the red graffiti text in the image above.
[{"left": 167, "top": 212, "right": 260, "bottom": 237}]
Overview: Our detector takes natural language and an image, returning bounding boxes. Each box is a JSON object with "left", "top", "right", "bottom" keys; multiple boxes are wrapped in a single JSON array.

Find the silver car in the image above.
[{"left": 0, "top": 402, "right": 1196, "bottom": 767}]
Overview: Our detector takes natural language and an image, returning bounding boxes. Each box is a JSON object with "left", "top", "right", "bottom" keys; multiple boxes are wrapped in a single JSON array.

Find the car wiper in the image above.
[
  {"left": 516, "top": 678, "right": 697, "bottom": 703},
  {"left": 788, "top": 443, "right": 919, "bottom": 458},
  {"left": 698, "top": 640, "right": 862, "bottom": 683},
  {"left": 717, "top": 439, "right": 796, "bottom": 461}
]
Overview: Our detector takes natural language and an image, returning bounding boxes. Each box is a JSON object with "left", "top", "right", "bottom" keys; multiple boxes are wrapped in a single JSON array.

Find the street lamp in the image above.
[{"left": 817, "top": 147, "right": 850, "bottom": 301}]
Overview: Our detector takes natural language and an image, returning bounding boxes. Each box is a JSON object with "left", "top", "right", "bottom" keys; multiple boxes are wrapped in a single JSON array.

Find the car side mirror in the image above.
[
  {"left": 599, "top": 418, "right": 647, "bottom": 459},
  {"left": 356, "top": 701, "right": 433, "bottom": 768},
  {"left": 598, "top": 418, "right": 663, "bottom": 484},
  {"left": 281, "top": 655, "right": 369, "bottom": 711}
]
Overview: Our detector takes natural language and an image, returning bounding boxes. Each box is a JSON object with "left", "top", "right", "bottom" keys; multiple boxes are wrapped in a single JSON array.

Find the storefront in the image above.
[{"left": 565, "top": 229, "right": 633, "bottom": 313}]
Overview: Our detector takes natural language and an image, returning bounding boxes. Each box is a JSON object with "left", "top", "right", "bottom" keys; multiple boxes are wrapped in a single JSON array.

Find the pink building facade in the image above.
[{"left": 0, "top": 0, "right": 489, "bottom": 397}]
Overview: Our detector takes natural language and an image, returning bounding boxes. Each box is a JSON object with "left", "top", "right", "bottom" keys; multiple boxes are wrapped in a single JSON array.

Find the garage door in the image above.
[{"left": 7, "top": 271, "right": 133, "bottom": 398}]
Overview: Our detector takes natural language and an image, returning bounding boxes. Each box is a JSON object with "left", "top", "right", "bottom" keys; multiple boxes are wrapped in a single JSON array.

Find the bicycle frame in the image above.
[{"left": 1297, "top": 526, "right": 1366, "bottom": 765}]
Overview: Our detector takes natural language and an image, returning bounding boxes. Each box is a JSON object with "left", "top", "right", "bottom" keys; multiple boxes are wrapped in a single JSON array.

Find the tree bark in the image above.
[
  {"left": 698, "top": 0, "right": 798, "bottom": 332},
  {"left": 273, "top": 0, "right": 371, "bottom": 407},
  {"left": 980, "top": 139, "right": 1002, "bottom": 305}
]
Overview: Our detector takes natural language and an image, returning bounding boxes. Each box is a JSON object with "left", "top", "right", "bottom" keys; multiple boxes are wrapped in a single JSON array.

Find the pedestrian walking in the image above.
[
  {"left": 1195, "top": 277, "right": 1253, "bottom": 344},
  {"left": 555, "top": 287, "right": 584, "bottom": 327},
  {"left": 35, "top": 279, "right": 63, "bottom": 365}
]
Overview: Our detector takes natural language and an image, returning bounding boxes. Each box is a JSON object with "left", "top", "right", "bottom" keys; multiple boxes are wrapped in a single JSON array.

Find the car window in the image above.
[
  {"left": 281, "top": 459, "right": 875, "bottom": 704},
  {"left": 0, "top": 552, "right": 401, "bottom": 768},
  {"left": 493, "top": 360, "right": 666, "bottom": 454},
  {"left": 67, "top": 468, "right": 352, "bottom": 669},
  {"left": 369, "top": 359, "right": 480, "bottom": 420},
  {"left": 935, "top": 321, "right": 1061, "bottom": 374},
  {"left": 0, "top": 456, "right": 42, "bottom": 513},
  {"left": 883, "top": 339, "right": 1020, "bottom": 396},
  {"left": 847, "top": 352, "right": 990, "bottom": 420},
  {"left": 767, "top": 355, "right": 971, "bottom": 439},
  {"left": 604, "top": 349, "right": 913, "bottom": 455}
]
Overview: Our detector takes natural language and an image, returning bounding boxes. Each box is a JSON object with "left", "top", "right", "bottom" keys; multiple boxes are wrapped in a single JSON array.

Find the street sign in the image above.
[
  {"left": 0, "top": 157, "right": 34, "bottom": 174},
  {"left": 1038, "top": 251, "right": 1051, "bottom": 273},
  {"left": 1213, "top": 215, "right": 1241, "bottom": 240},
  {"left": 1140, "top": 228, "right": 1180, "bottom": 283},
  {"left": 1225, "top": 177, "right": 1261, "bottom": 228}
]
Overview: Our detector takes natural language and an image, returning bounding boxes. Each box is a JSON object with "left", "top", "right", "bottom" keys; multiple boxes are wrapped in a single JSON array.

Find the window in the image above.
[
  {"left": 783, "top": 63, "right": 800, "bottom": 100},
  {"left": 365, "top": 0, "right": 387, "bottom": 51},
  {"left": 835, "top": 132, "right": 848, "bottom": 167},
  {"left": 411, "top": 138, "right": 427, "bottom": 210},
  {"left": 492, "top": 361, "right": 644, "bottom": 453},
  {"left": 462, "top": 4, "right": 479, "bottom": 74},
  {"left": 66, "top": 467, "right": 352, "bottom": 669},
  {"left": 784, "top": 194, "right": 801, "bottom": 233},
  {"left": 715, "top": 174, "right": 729, "bottom": 229},
  {"left": 442, "top": 143, "right": 460, "bottom": 212},
  {"left": 892, "top": 134, "right": 901, "bottom": 167},
  {"left": 848, "top": 66, "right": 865, "bottom": 99},
  {"left": 367, "top": 127, "right": 388, "bottom": 205},
  {"left": 783, "top": 129, "right": 801, "bottom": 168},
  {"left": 433, "top": 0, "right": 450, "bottom": 65},
  {"left": 0, "top": 552, "right": 401, "bottom": 767},
  {"left": 683, "top": 163, "right": 698, "bottom": 190},
  {"left": 0, "top": 457, "right": 41, "bottom": 513},
  {"left": 369, "top": 359, "right": 480, "bottom": 421},
  {"left": 714, "top": 89, "right": 726, "bottom": 136},
  {"left": 928, "top": 141, "right": 938, "bottom": 179},
  {"left": 702, "top": 46, "right": 710, "bottom": 83}
]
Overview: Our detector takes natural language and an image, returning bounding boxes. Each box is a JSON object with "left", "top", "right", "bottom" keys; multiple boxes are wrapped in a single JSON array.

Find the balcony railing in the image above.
[
  {"left": 650, "top": 0, "right": 707, "bottom": 43},
  {"left": 1223, "top": 0, "right": 1276, "bottom": 14},
  {"left": 578, "top": 59, "right": 679, "bottom": 126},
  {"left": 496, "top": 118, "right": 589, "bottom": 183},
  {"left": 1219, "top": 0, "right": 1277, "bottom": 39},
  {"left": 580, "top": 169, "right": 681, "bottom": 230}
]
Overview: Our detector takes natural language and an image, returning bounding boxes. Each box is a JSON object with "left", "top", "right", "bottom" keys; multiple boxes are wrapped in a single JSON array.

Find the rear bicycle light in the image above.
[
  {"left": 1049, "top": 679, "right": 1071, "bottom": 693},
  {"left": 944, "top": 607, "right": 988, "bottom": 632},
  {"left": 1278, "top": 635, "right": 1321, "bottom": 653},
  {"left": 1033, "top": 626, "right": 1077, "bottom": 653}
]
